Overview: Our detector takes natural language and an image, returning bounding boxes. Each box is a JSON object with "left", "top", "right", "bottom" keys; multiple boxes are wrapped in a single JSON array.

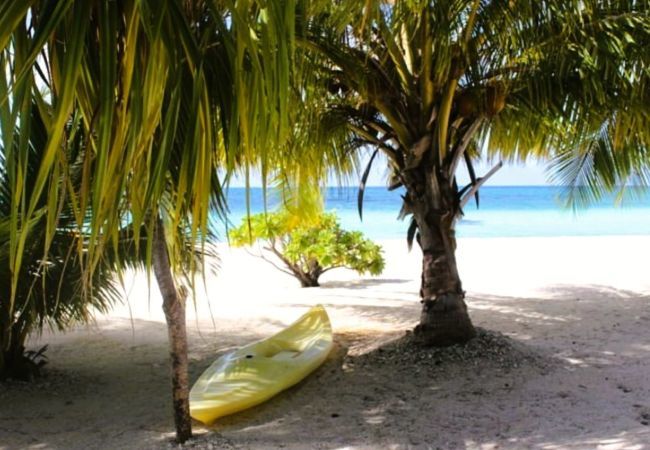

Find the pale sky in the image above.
[
  {"left": 228, "top": 154, "right": 552, "bottom": 188},
  {"left": 360, "top": 153, "right": 552, "bottom": 187}
]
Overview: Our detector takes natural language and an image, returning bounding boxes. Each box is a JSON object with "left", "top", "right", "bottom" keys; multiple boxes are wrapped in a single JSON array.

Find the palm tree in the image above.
[
  {"left": 0, "top": 103, "right": 124, "bottom": 380},
  {"left": 0, "top": 0, "right": 302, "bottom": 442},
  {"left": 296, "top": 0, "right": 650, "bottom": 346}
]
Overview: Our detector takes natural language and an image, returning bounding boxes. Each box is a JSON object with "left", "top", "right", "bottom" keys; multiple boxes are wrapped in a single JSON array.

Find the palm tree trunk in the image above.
[
  {"left": 152, "top": 217, "right": 192, "bottom": 443},
  {"left": 405, "top": 172, "right": 476, "bottom": 346},
  {"left": 0, "top": 327, "right": 7, "bottom": 379},
  {"left": 0, "top": 318, "right": 35, "bottom": 380},
  {"left": 0, "top": 301, "right": 11, "bottom": 377}
]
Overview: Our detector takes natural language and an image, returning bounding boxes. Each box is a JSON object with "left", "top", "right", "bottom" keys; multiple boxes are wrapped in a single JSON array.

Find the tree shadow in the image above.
[
  {"left": 319, "top": 278, "right": 413, "bottom": 290},
  {"left": 2, "top": 284, "right": 649, "bottom": 449},
  {"left": 278, "top": 301, "right": 420, "bottom": 331},
  {"left": 0, "top": 319, "right": 269, "bottom": 450},
  {"left": 203, "top": 285, "right": 650, "bottom": 449}
]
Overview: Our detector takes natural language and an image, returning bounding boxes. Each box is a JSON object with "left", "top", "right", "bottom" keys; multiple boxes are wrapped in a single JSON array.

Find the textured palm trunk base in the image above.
[
  {"left": 409, "top": 184, "right": 477, "bottom": 347},
  {"left": 414, "top": 292, "right": 476, "bottom": 346}
]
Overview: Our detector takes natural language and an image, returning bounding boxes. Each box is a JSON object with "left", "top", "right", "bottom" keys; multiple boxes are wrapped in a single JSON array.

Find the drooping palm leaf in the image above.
[
  {"left": 358, "top": 148, "right": 379, "bottom": 220},
  {"left": 294, "top": 1, "right": 649, "bottom": 217}
]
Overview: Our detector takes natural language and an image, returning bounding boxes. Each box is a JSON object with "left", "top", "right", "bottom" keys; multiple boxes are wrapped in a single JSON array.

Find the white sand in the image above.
[{"left": 1, "top": 236, "right": 650, "bottom": 449}]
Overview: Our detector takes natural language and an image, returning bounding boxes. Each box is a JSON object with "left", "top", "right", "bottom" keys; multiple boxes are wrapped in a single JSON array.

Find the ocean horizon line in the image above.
[
  {"left": 224, "top": 184, "right": 650, "bottom": 190},
  {"left": 218, "top": 186, "right": 650, "bottom": 240}
]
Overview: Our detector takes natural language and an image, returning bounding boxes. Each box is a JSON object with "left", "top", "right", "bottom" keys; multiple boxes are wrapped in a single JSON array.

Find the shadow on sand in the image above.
[
  {"left": 319, "top": 278, "right": 413, "bottom": 290},
  {"left": 1, "top": 285, "right": 649, "bottom": 449}
]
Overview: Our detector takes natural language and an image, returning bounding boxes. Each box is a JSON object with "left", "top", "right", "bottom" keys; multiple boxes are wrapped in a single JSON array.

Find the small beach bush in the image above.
[{"left": 230, "top": 212, "right": 384, "bottom": 287}]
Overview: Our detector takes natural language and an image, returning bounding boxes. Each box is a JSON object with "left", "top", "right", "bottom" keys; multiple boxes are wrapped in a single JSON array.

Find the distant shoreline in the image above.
[{"left": 217, "top": 186, "right": 650, "bottom": 240}]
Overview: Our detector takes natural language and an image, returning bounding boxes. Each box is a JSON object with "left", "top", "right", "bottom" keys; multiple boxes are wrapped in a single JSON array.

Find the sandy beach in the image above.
[{"left": 1, "top": 236, "right": 650, "bottom": 449}]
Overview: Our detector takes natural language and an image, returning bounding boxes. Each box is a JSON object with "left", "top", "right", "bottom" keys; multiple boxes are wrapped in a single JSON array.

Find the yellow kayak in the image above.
[{"left": 189, "top": 305, "right": 333, "bottom": 424}]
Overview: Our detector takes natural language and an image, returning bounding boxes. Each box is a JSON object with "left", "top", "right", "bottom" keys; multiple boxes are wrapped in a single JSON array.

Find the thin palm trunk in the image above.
[{"left": 152, "top": 217, "right": 192, "bottom": 443}]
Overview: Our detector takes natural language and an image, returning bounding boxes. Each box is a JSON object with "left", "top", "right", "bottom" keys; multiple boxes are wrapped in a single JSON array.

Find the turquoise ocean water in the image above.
[{"left": 222, "top": 186, "right": 650, "bottom": 240}]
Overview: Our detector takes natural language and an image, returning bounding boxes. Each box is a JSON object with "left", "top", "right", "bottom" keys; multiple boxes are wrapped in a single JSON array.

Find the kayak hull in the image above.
[{"left": 189, "top": 305, "right": 333, "bottom": 424}]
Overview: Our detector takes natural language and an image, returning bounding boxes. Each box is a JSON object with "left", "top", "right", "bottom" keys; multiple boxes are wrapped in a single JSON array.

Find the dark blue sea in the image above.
[{"left": 220, "top": 186, "right": 650, "bottom": 240}]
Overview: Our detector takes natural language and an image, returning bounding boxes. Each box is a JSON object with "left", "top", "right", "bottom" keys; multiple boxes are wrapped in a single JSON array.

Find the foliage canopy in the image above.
[
  {"left": 230, "top": 212, "right": 384, "bottom": 287},
  {"left": 0, "top": 1, "right": 309, "bottom": 437},
  {"left": 296, "top": 0, "right": 650, "bottom": 208}
]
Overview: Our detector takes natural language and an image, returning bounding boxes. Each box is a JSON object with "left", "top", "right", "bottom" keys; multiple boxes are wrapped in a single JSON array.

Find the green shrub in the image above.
[{"left": 229, "top": 211, "right": 384, "bottom": 287}]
